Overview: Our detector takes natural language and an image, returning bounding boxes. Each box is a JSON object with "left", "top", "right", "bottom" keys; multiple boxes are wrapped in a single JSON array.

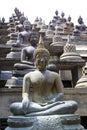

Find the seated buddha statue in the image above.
[
  {"left": 77, "top": 16, "right": 86, "bottom": 31},
  {"left": 63, "top": 15, "right": 74, "bottom": 34},
  {"left": 15, "top": 15, "right": 26, "bottom": 33},
  {"left": 13, "top": 19, "right": 31, "bottom": 47},
  {"left": 14, "top": 28, "right": 39, "bottom": 71},
  {"left": 14, "top": 44, "right": 36, "bottom": 71},
  {"left": 10, "top": 36, "right": 78, "bottom": 116},
  {"left": 6, "top": 19, "right": 32, "bottom": 59}
]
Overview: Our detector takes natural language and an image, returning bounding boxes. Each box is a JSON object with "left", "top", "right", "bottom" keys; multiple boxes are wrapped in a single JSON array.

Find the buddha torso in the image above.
[
  {"left": 19, "top": 31, "right": 31, "bottom": 44},
  {"left": 25, "top": 70, "right": 60, "bottom": 105},
  {"left": 22, "top": 45, "right": 35, "bottom": 62}
]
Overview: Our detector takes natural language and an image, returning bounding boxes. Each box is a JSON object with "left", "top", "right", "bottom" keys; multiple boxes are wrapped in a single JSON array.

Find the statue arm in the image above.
[
  {"left": 16, "top": 33, "right": 23, "bottom": 45},
  {"left": 21, "top": 48, "right": 26, "bottom": 62},
  {"left": 54, "top": 74, "right": 64, "bottom": 101},
  {"left": 22, "top": 74, "right": 30, "bottom": 113},
  {"left": 55, "top": 74, "right": 64, "bottom": 93},
  {"left": 48, "top": 73, "right": 64, "bottom": 103},
  {"left": 22, "top": 74, "right": 30, "bottom": 98}
]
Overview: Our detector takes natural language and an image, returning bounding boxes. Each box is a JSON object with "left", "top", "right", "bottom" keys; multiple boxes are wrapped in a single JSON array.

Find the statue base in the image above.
[
  {"left": 5, "top": 69, "right": 35, "bottom": 88},
  {"left": 5, "top": 114, "right": 85, "bottom": 130},
  {"left": 6, "top": 51, "right": 21, "bottom": 59},
  {"left": 5, "top": 76, "right": 23, "bottom": 88}
]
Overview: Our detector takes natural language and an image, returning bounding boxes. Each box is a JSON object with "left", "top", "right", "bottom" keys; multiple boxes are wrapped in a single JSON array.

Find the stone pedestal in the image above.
[
  {"left": 60, "top": 114, "right": 84, "bottom": 130},
  {"left": 6, "top": 47, "right": 21, "bottom": 59},
  {"left": 5, "top": 114, "right": 85, "bottom": 130},
  {"left": 5, "top": 69, "right": 35, "bottom": 88},
  {"left": 5, "top": 116, "right": 34, "bottom": 130}
]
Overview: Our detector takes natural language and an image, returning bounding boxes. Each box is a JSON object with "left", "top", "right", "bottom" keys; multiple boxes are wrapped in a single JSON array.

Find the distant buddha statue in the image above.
[
  {"left": 14, "top": 7, "right": 22, "bottom": 20},
  {"left": 33, "top": 17, "right": 39, "bottom": 27},
  {"left": 6, "top": 14, "right": 26, "bottom": 46},
  {"left": 77, "top": 16, "right": 87, "bottom": 40},
  {"left": 10, "top": 36, "right": 77, "bottom": 116},
  {"left": 15, "top": 15, "right": 26, "bottom": 32},
  {"left": 77, "top": 16, "right": 86, "bottom": 31},
  {"left": 6, "top": 19, "right": 32, "bottom": 59},
  {"left": 63, "top": 15, "right": 74, "bottom": 34},
  {"left": 2, "top": 17, "right": 5, "bottom": 24},
  {"left": 36, "top": 17, "right": 43, "bottom": 31},
  {"left": 14, "top": 27, "right": 39, "bottom": 71},
  {"left": 39, "top": 21, "right": 48, "bottom": 37},
  {"left": 13, "top": 27, "right": 39, "bottom": 75},
  {"left": 53, "top": 10, "right": 60, "bottom": 21},
  {"left": 73, "top": 25, "right": 80, "bottom": 36},
  {"left": 5, "top": 32, "right": 38, "bottom": 87},
  {"left": 55, "top": 11, "right": 66, "bottom": 31},
  {"left": 51, "top": 27, "right": 63, "bottom": 46},
  {"left": 60, "top": 11, "right": 66, "bottom": 23},
  {"left": 45, "top": 24, "right": 54, "bottom": 38},
  {"left": 14, "top": 43, "right": 36, "bottom": 71},
  {"left": 13, "top": 19, "right": 31, "bottom": 47}
]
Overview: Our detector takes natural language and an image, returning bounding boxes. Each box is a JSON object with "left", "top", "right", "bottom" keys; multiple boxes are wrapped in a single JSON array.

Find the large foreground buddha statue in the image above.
[{"left": 10, "top": 36, "right": 78, "bottom": 116}]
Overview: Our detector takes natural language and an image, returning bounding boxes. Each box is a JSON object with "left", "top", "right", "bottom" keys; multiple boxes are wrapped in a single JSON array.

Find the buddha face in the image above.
[
  {"left": 30, "top": 33, "right": 39, "bottom": 46},
  {"left": 34, "top": 52, "right": 49, "bottom": 70}
]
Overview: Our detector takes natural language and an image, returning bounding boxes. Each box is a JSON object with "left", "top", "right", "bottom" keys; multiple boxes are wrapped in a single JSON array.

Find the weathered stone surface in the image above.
[{"left": 5, "top": 114, "right": 85, "bottom": 130}]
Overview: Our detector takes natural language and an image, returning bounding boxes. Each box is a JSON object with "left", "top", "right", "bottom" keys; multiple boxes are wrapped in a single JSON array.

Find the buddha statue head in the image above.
[
  {"left": 19, "top": 15, "right": 26, "bottom": 24},
  {"left": 23, "top": 19, "right": 31, "bottom": 31},
  {"left": 33, "top": 36, "right": 50, "bottom": 70}
]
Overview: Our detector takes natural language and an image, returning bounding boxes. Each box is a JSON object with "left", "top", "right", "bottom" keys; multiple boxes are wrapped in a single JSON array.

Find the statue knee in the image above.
[{"left": 10, "top": 103, "right": 24, "bottom": 115}]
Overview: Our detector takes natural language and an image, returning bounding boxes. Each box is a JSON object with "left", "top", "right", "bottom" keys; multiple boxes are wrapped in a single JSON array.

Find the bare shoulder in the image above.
[
  {"left": 47, "top": 70, "right": 60, "bottom": 77},
  {"left": 24, "top": 71, "right": 34, "bottom": 78}
]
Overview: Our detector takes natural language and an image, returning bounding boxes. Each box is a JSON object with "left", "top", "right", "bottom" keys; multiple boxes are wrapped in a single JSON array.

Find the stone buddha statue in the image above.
[
  {"left": 33, "top": 17, "right": 39, "bottom": 26},
  {"left": 10, "top": 36, "right": 78, "bottom": 116},
  {"left": 6, "top": 19, "right": 32, "bottom": 59},
  {"left": 73, "top": 25, "right": 81, "bottom": 36},
  {"left": 13, "top": 19, "right": 31, "bottom": 47},
  {"left": 14, "top": 7, "right": 22, "bottom": 20},
  {"left": 14, "top": 27, "right": 39, "bottom": 71},
  {"left": 54, "top": 10, "right": 60, "bottom": 21},
  {"left": 77, "top": 16, "right": 87, "bottom": 40},
  {"left": 45, "top": 24, "right": 54, "bottom": 38},
  {"left": 39, "top": 21, "right": 48, "bottom": 37},
  {"left": 15, "top": 15, "right": 26, "bottom": 32},
  {"left": 55, "top": 11, "right": 66, "bottom": 32},
  {"left": 36, "top": 17, "right": 43, "bottom": 31},
  {"left": 60, "top": 11, "right": 66, "bottom": 24},
  {"left": 5, "top": 27, "right": 39, "bottom": 87},
  {"left": 77, "top": 16, "right": 86, "bottom": 32},
  {"left": 63, "top": 15, "right": 74, "bottom": 35},
  {"left": 13, "top": 42, "right": 36, "bottom": 71}
]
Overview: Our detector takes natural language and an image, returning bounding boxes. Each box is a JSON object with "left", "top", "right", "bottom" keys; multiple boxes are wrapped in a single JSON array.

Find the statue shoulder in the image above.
[
  {"left": 47, "top": 70, "right": 60, "bottom": 78},
  {"left": 50, "top": 70, "right": 60, "bottom": 76},
  {"left": 26, "top": 70, "right": 38, "bottom": 75},
  {"left": 52, "top": 71, "right": 62, "bottom": 81},
  {"left": 23, "top": 71, "right": 34, "bottom": 79}
]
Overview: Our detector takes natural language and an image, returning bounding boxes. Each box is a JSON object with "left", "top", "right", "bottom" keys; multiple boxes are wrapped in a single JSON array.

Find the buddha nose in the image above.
[{"left": 40, "top": 58, "right": 44, "bottom": 62}]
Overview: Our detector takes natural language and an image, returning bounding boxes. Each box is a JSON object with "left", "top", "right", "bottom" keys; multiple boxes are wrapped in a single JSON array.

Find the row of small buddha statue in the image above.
[
  {"left": 6, "top": 8, "right": 87, "bottom": 53},
  {"left": 5, "top": 7, "right": 87, "bottom": 89}
]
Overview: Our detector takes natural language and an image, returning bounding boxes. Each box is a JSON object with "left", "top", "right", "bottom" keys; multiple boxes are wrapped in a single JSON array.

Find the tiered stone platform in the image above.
[{"left": 5, "top": 114, "right": 84, "bottom": 130}]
